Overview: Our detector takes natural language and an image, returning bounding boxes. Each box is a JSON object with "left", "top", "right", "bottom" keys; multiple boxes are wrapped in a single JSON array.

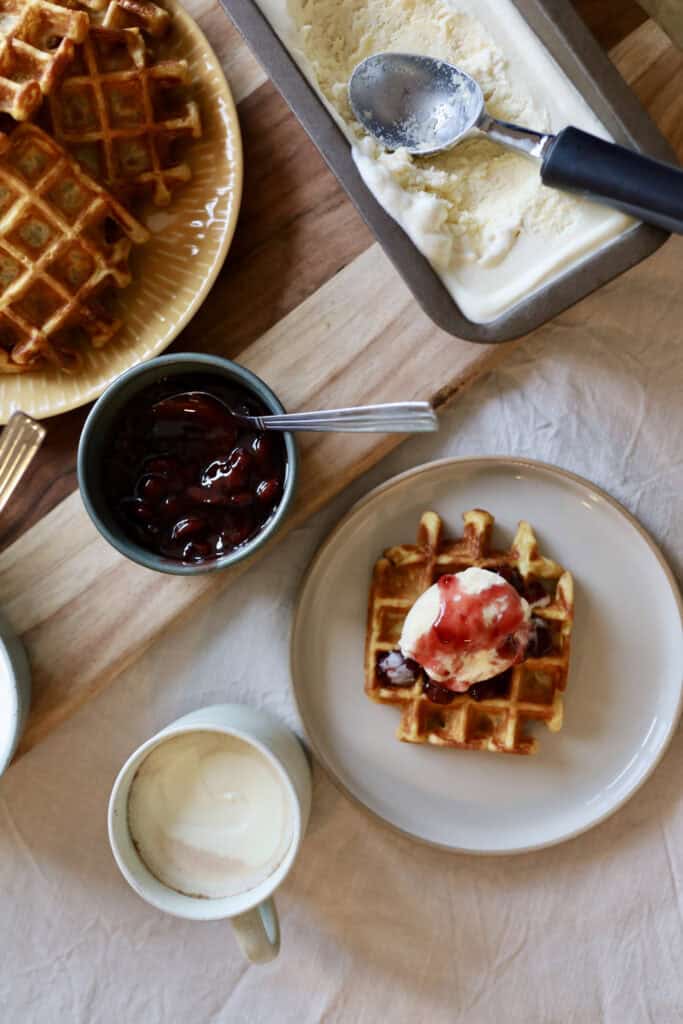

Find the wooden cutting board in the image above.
[{"left": 1, "top": 3, "right": 681, "bottom": 761}]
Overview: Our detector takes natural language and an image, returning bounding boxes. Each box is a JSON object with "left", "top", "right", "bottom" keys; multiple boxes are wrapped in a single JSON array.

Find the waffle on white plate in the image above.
[{"left": 365, "top": 509, "right": 574, "bottom": 755}]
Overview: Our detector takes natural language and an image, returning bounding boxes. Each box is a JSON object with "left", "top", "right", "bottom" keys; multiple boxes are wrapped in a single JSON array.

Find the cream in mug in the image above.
[{"left": 127, "top": 731, "right": 293, "bottom": 899}]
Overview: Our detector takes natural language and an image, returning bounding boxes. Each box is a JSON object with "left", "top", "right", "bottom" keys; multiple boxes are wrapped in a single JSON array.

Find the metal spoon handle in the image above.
[
  {"left": 479, "top": 113, "right": 552, "bottom": 161},
  {"left": 252, "top": 402, "right": 438, "bottom": 433},
  {"left": 0, "top": 411, "right": 46, "bottom": 515}
]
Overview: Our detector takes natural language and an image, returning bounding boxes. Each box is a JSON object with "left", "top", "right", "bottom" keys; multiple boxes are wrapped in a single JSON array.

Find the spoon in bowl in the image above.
[
  {"left": 348, "top": 52, "right": 683, "bottom": 234},
  {"left": 152, "top": 392, "right": 438, "bottom": 433}
]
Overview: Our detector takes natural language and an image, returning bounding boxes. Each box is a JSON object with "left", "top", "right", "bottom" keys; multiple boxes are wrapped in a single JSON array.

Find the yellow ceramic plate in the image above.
[{"left": 0, "top": 0, "right": 243, "bottom": 423}]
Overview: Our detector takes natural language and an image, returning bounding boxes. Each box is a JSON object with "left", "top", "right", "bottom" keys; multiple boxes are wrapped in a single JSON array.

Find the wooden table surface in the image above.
[{"left": 0, "top": 0, "right": 648, "bottom": 554}]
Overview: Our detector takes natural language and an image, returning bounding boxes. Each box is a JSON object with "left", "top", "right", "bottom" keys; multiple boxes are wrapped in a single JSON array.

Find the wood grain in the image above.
[
  {"left": 0, "top": 0, "right": 657, "bottom": 552},
  {"left": 1, "top": 5, "right": 681, "bottom": 761},
  {"left": 575, "top": 0, "right": 646, "bottom": 50},
  {"left": 6, "top": 252, "right": 509, "bottom": 757}
]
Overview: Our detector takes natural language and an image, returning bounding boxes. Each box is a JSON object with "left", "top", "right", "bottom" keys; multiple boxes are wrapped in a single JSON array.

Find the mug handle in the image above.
[{"left": 231, "top": 898, "right": 281, "bottom": 963}]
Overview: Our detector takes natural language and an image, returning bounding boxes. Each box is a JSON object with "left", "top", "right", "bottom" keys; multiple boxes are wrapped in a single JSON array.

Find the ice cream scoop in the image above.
[
  {"left": 399, "top": 567, "right": 530, "bottom": 692},
  {"left": 349, "top": 53, "right": 683, "bottom": 234}
]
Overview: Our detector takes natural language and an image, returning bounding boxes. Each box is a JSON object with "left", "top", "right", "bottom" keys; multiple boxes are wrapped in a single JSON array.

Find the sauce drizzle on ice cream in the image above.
[{"left": 400, "top": 567, "right": 530, "bottom": 691}]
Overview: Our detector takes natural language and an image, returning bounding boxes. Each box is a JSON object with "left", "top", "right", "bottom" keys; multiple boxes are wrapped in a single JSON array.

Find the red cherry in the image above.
[
  {"left": 152, "top": 393, "right": 236, "bottom": 434},
  {"left": 526, "top": 618, "right": 553, "bottom": 658},
  {"left": 422, "top": 678, "right": 456, "bottom": 704},
  {"left": 171, "top": 516, "right": 207, "bottom": 541},
  {"left": 181, "top": 461, "right": 201, "bottom": 485},
  {"left": 121, "top": 498, "right": 156, "bottom": 523},
  {"left": 142, "top": 457, "right": 183, "bottom": 492},
  {"left": 228, "top": 491, "right": 254, "bottom": 507},
  {"left": 220, "top": 519, "right": 253, "bottom": 548},
  {"left": 524, "top": 580, "right": 549, "bottom": 605},
  {"left": 144, "top": 456, "right": 181, "bottom": 477},
  {"left": 158, "top": 495, "right": 185, "bottom": 520},
  {"left": 202, "top": 448, "right": 252, "bottom": 492},
  {"left": 255, "top": 478, "right": 280, "bottom": 505},
  {"left": 185, "top": 485, "right": 231, "bottom": 506},
  {"left": 468, "top": 670, "right": 512, "bottom": 702},
  {"left": 136, "top": 474, "right": 168, "bottom": 504},
  {"left": 104, "top": 378, "right": 290, "bottom": 566},
  {"left": 494, "top": 566, "right": 525, "bottom": 594},
  {"left": 182, "top": 541, "right": 212, "bottom": 562},
  {"left": 250, "top": 434, "right": 272, "bottom": 465},
  {"left": 376, "top": 650, "right": 422, "bottom": 687}
]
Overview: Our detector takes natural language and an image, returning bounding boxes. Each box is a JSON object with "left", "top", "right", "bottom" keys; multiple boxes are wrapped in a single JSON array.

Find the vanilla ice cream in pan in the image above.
[{"left": 222, "top": 0, "right": 675, "bottom": 341}]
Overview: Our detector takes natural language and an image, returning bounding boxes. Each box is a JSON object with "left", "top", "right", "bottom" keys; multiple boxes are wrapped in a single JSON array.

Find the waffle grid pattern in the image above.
[
  {"left": 364, "top": 509, "right": 574, "bottom": 755},
  {"left": 50, "top": 24, "right": 201, "bottom": 206},
  {"left": 102, "top": 0, "right": 170, "bottom": 38},
  {"left": 0, "top": 0, "right": 88, "bottom": 119},
  {"left": 0, "top": 122, "right": 148, "bottom": 371}
]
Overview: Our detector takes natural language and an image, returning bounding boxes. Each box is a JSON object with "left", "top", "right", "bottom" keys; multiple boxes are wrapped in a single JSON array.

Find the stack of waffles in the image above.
[
  {"left": 0, "top": 0, "right": 201, "bottom": 371},
  {"left": 365, "top": 509, "right": 574, "bottom": 755}
]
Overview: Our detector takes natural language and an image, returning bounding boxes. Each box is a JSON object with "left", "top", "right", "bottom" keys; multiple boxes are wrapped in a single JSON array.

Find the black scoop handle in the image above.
[{"left": 542, "top": 127, "right": 683, "bottom": 234}]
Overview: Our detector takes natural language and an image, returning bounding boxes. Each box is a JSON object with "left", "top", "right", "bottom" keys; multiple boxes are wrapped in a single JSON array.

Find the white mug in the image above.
[{"left": 108, "top": 704, "right": 312, "bottom": 963}]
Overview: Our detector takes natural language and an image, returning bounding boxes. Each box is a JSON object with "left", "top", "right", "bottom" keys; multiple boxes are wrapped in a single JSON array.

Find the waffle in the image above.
[
  {"left": 365, "top": 509, "right": 574, "bottom": 756},
  {"left": 0, "top": 122, "right": 149, "bottom": 372},
  {"left": 102, "top": 0, "right": 170, "bottom": 38},
  {"left": 55, "top": 0, "right": 107, "bottom": 11},
  {"left": 49, "top": 23, "right": 201, "bottom": 206},
  {"left": 0, "top": 0, "right": 88, "bottom": 120}
]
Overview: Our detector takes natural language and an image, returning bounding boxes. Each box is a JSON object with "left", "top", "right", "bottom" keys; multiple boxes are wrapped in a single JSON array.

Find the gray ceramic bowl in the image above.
[
  {"left": 0, "top": 612, "right": 31, "bottom": 778},
  {"left": 77, "top": 354, "right": 298, "bottom": 575}
]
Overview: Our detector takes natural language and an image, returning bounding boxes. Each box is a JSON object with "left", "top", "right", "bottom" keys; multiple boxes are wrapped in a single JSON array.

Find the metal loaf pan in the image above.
[{"left": 220, "top": 0, "right": 676, "bottom": 342}]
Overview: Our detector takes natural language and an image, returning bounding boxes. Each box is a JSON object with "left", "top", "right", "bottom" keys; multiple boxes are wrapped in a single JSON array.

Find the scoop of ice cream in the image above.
[
  {"left": 283, "top": 0, "right": 565, "bottom": 273},
  {"left": 399, "top": 567, "right": 530, "bottom": 692},
  {"left": 256, "top": 0, "right": 630, "bottom": 323}
]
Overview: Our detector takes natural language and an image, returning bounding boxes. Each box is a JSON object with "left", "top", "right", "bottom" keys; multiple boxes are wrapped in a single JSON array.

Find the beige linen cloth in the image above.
[
  {"left": 0, "top": 236, "right": 682, "bottom": 1022},
  {"left": 0, "top": 8, "right": 683, "bottom": 1024}
]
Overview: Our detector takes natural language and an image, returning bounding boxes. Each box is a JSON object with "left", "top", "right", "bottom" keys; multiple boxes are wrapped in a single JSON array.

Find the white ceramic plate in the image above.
[
  {"left": 0, "top": 611, "right": 31, "bottom": 777},
  {"left": 291, "top": 458, "right": 683, "bottom": 853}
]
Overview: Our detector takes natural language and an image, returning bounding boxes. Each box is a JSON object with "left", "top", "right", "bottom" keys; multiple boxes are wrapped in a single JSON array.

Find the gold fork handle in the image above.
[{"left": 0, "top": 412, "right": 46, "bottom": 516}]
